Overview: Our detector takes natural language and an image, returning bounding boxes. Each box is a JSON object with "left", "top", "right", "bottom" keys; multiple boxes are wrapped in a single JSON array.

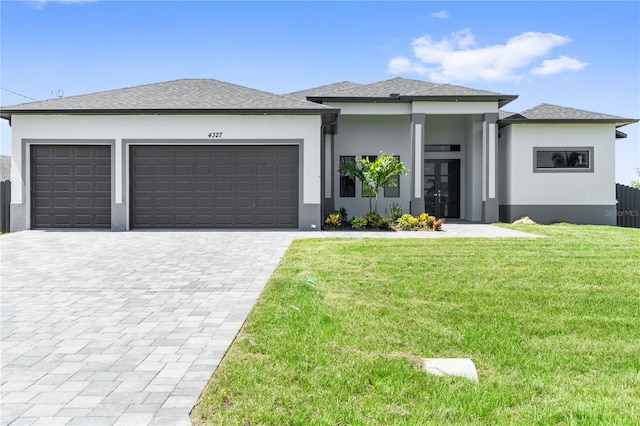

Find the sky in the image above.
[{"left": 1, "top": 0, "right": 638, "bottom": 184}]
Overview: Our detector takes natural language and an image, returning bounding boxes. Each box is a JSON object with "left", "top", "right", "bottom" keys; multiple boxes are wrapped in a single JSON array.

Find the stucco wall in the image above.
[
  {"left": 333, "top": 114, "right": 411, "bottom": 218},
  {"left": 10, "top": 113, "right": 323, "bottom": 231},
  {"left": 499, "top": 123, "right": 618, "bottom": 224},
  {"left": 503, "top": 123, "right": 616, "bottom": 205}
]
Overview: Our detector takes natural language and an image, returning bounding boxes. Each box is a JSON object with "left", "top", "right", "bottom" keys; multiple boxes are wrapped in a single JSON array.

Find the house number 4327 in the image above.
[{"left": 208, "top": 132, "right": 223, "bottom": 138}]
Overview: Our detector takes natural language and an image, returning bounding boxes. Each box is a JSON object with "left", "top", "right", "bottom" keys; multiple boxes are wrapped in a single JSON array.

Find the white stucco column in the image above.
[{"left": 482, "top": 113, "right": 499, "bottom": 222}]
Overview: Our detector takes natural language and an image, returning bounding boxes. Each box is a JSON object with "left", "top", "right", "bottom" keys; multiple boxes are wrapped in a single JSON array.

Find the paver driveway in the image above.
[
  {"left": 1, "top": 230, "right": 301, "bottom": 426},
  {"left": 1, "top": 225, "right": 535, "bottom": 425}
]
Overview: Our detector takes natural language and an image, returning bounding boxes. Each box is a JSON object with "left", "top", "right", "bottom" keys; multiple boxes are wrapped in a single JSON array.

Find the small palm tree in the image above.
[{"left": 339, "top": 152, "right": 408, "bottom": 214}]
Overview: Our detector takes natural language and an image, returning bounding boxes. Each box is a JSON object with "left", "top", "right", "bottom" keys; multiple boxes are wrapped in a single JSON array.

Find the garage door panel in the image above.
[
  {"left": 237, "top": 197, "right": 254, "bottom": 208},
  {"left": 54, "top": 146, "right": 71, "bottom": 158},
  {"left": 54, "top": 181, "right": 72, "bottom": 192},
  {"left": 31, "top": 145, "right": 111, "bottom": 228},
  {"left": 175, "top": 197, "right": 193, "bottom": 208},
  {"left": 130, "top": 145, "right": 297, "bottom": 228},
  {"left": 216, "top": 165, "right": 233, "bottom": 176},
  {"left": 154, "top": 182, "right": 172, "bottom": 192},
  {"left": 216, "top": 181, "right": 233, "bottom": 192},
  {"left": 74, "top": 197, "right": 91, "bottom": 208},
  {"left": 237, "top": 165, "right": 253, "bottom": 176},
  {"left": 217, "top": 197, "right": 233, "bottom": 208},
  {"left": 34, "top": 196, "right": 51, "bottom": 208},
  {"left": 237, "top": 181, "right": 254, "bottom": 192},
  {"left": 95, "top": 165, "right": 111, "bottom": 176},
  {"left": 195, "top": 181, "right": 212, "bottom": 192}
]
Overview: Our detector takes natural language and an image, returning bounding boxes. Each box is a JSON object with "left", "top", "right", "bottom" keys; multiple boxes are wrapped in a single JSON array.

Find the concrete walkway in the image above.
[{"left": 1, "top": 225, "right": 536, "bottom": 425}]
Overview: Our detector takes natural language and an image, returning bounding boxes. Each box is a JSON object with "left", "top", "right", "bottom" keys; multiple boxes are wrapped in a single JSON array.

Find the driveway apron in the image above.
[{"left": 1, "top": 225, "right": 535, "bottom": 425}]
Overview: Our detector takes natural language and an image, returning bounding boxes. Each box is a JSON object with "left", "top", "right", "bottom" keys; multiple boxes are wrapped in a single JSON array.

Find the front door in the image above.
[{"left": 424, "top": 159, "right": 460, "bottom": 218}]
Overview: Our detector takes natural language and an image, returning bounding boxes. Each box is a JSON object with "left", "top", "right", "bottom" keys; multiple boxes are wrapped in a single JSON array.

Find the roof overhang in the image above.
[
  {"left": 498, "top": 118, "right": 639, "bottom": 128},
  {"left": 0, "top": 107, "right": 340, "bottom": 124},
  {"left": 309, "top": 95, "right": 518, "bottom": 108}
]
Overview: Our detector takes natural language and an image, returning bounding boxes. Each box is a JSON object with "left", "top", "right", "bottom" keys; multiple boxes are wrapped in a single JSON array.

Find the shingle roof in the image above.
[
  {"left": 298, "top": 77, "right": 517, "bottom": 107},
  {"left": 285, "top": 81, "right": 362, "bottom": 100},
  {"left": 500, "top": 103, "right": 638, "bottom": 127},
  {"left": 1, "top": 79, "right": 337, "bottom": 118}
]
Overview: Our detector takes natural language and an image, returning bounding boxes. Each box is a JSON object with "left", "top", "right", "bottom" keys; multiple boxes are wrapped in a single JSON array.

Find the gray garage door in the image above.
[
  {"left": 130, "top": 145, "right": 298, "bottom": 228},
  {"left": 31, "top": 145, "right": 111, "bottom": 228}
]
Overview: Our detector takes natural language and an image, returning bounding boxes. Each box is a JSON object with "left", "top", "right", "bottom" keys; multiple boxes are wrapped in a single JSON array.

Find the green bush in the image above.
[
  {"left": 338, "top": 207, "right": 348, "bottom": 223},
  {"left": 396, "top": 214, "right": 419, "bottom": 230},
  {"left": 351, "top": 216, "right": 368, "bottom": 230},
  {"left": 365, "top": 211, "right": 381, "bottom": 228},
  {"left": 377, "top": 217, "right": 392, "bottom": 229},
  {"left": 388, "top": 202, "right": 403, "bottom": 222}
]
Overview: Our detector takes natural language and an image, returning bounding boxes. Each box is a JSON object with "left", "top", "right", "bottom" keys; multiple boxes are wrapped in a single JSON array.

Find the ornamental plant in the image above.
[
  {"left": 339, "top": 152, "right": 408, "bottom": 215},
  {"left": 324, "top": 213, "right": 342, "bottom": 229},
  {"left": 351, "top": 216, "right": 368, "bottom": 230},
  {"left": 396, "top": 214, "right": 419, "bottom": 230}
]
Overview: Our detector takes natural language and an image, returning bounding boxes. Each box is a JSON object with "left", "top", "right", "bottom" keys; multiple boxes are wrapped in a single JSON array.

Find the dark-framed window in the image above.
[
  {"left": 384, "top": 155, "right": 400, "bottom": 198},
  {"left": 424, "top": 144, "right": 461, "bottom": 152},
  {"left": 361, "top": 155, "right": 377, "bottom": 197},
  {"left": 339, "top": 156, "right": 355, "bottom": 197},
  {"left": 534, "top": 147, "right": 593, "bottom": 172}
]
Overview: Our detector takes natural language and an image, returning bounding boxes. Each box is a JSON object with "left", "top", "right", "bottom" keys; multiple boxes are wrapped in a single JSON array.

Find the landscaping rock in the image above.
[
  {"left": 512, "top": 216, "right": 537, "bottom": 225},
  {"left": 423, "top": 358, "right": 479, "bottom": 382}
]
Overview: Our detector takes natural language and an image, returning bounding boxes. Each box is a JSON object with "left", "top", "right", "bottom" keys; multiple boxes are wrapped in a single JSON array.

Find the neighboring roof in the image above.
[
  {"left": 285, "top": 81, "right": 362, "bottom": 100},
  {"left": 302, "top": 77, "right": 518, "bottom": 107},
  {"left": 0, "top": 79, "right": 338, "bottom": 121},
  {"left": 499, "top": 103, "right": 638, "bottom": 127}
]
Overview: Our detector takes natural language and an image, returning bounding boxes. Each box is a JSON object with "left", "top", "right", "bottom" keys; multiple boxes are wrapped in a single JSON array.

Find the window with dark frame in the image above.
[
  {"left": 534, "top": 148, "right": 593, "bottom": 172},
  {"left": 339, "top": 156, "right": 355, "bottom": 197},
  {"left": 384, "top": 155, "right": 400, "bottom": 198},
  {"left": 424, "top": 144, "right": 461, "bottom": 152}
]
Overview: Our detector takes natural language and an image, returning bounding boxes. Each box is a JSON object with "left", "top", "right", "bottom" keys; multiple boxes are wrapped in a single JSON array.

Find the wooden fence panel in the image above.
[{"left": 616, "top": 183, "right": 640, "bottom": 228}]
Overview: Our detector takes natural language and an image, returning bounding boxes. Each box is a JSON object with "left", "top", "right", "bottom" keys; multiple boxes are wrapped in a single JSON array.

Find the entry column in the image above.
[
  {"left": 410, "top": 113, "right": 426, "bottom": 215},
  {"left": 482, "top": 113, "right": 499, "bottom": 223}
]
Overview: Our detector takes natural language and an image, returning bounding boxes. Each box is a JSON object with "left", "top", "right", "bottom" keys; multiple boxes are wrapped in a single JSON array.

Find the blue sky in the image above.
[{"left": 1, "top": 0, "right": 638, "bottom": 183}]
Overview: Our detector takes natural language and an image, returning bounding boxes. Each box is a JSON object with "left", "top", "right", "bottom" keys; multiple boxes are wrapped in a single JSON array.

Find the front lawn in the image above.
[{"left": 191, "top": 224, "right": 640, "bottom": 425}]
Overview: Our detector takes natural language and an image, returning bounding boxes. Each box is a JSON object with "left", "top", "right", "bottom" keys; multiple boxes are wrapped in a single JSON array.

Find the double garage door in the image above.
[{"left": 31, "top": 144, "right": 299, "bottom": 229}]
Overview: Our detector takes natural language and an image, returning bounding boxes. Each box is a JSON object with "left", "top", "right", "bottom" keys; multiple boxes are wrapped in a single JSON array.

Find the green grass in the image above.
[{"left": 191, "top": 224, "right": 640, "bottom": 425}]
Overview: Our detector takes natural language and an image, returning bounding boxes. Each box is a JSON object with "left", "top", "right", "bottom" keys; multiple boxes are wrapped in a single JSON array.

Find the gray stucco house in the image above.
[{"left": 1, "top": 78, "right": 637, "bottom": 231}]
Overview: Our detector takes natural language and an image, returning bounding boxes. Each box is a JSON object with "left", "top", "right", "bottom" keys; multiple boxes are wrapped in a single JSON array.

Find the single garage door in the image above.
[
  {"left": 130, "top": 145, "right": 298, "bottom": 228},
  {"left": 31, "top": 145, "right": 111, "bottom": 228}
]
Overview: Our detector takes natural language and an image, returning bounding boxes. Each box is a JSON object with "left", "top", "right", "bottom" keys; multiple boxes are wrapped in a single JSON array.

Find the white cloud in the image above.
[
  {"left": 531, "top": 55, "right": 589, "bottom": 76},
  {"left": 26, "top": 0, "right": 97, "bottom": 9},
  {"left": 431, "top": 10, "right": 450, "bottom": 19},
  {"left": 387, "top": 29, "right": 587, "bottom": 83}
]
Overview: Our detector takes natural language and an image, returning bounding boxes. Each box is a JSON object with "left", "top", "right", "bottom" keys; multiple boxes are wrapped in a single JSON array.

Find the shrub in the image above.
[
  {"left": 388, "top": 202, "right": 403, "bottom": 222},
  {"left": 396, "top": 214, "right": 419, "bottom": 230},
  {"left": 338, "top": 207, "right": 348, "bottom": 223},
  {"left": 418, "top": 213, "right": 436, "bottom": 229},
  {"left": 377, "top": 217, "right": 392, "bottom": 229},
  {"left": 324, "top": 213, "right": 342, "bottom": 229},
  {"left": 351, "top": 216, "right": 368, "bottom": 230},
  {"left": 365, "top": 211, "right": 381, "bottom": 228},
  {"left": 433, "top": 219, "right": 444, "bottom": 231}
]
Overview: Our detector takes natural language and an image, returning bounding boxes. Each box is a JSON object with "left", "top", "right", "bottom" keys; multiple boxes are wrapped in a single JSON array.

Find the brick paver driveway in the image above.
[
  {"left": 1, "top": 225, "right": 534, "bottom": 425},
  {"left": 1, "top": 230, "right": 300, "bottom": 426}
]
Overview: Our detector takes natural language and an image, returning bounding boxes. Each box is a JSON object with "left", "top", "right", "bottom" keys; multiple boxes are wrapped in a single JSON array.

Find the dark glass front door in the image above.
[{"left": 424, "top": 159, "right": 460, "bottom": 218}]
